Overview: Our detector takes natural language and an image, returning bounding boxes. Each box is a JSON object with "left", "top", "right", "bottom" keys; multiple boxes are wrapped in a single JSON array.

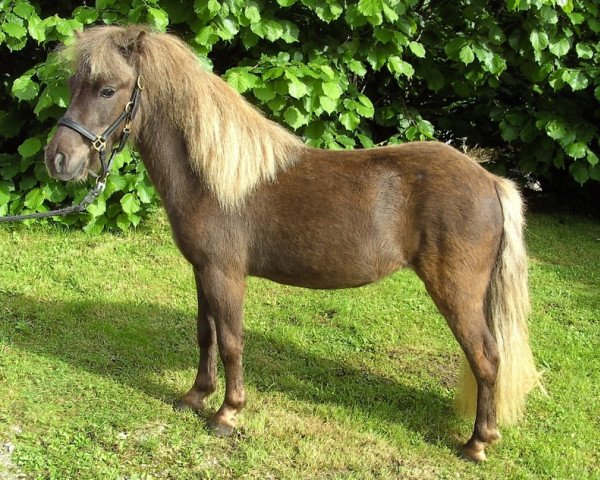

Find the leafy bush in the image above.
[{"left": 1, "top": 0, "right": 599, "bottom": 230}]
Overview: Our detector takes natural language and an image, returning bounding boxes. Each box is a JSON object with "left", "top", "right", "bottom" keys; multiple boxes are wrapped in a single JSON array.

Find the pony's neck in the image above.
[
  {"left": 135, "top": 105, "right": 203, "bottom": 215},
  {"left": 136, "top": 46, "right": 304, "bottom": 211}
]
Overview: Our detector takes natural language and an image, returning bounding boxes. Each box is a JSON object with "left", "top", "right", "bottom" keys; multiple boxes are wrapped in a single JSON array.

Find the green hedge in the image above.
[{"left": 1, "top": 0, "right": 599, "bottom": 231}]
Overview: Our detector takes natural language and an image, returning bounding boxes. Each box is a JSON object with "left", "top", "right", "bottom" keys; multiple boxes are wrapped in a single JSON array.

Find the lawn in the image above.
[{"left": 0, "top": 211, "right": 598, "bottom": 479}]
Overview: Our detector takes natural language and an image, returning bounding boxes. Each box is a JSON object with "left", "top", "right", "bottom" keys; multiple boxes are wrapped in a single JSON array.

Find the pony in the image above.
[{"left": 44, "top": 25, "right": 540, "bottom": 461}]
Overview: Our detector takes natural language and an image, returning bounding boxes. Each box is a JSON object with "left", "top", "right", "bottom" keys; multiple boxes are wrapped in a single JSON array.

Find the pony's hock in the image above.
[{"left": 42, "top": 25, "right": 541, "bottom": 462}]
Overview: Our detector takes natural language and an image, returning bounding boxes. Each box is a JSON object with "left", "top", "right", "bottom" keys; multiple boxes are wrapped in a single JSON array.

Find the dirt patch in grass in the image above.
[
  {"left": 0, "top": 427, "right": 25, "bottom": 480},
  {"left": 387, "top": 346, "right": 460, "bottom": 388}
]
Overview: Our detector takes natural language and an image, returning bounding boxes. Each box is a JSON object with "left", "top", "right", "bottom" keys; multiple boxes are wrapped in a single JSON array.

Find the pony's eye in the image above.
[{"left": 100, "top": 87, "right": 115, "bottom": 98}]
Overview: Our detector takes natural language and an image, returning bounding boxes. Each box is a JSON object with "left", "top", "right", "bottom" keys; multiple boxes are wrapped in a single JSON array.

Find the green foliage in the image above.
[{"left": 1, "top": 0, "right": 599, "bottom": 230}]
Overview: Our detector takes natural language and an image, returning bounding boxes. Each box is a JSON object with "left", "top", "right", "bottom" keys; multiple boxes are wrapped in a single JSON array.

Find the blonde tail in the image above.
[{"left": 456, "top": 178, "right": 541, "bottom": 424}]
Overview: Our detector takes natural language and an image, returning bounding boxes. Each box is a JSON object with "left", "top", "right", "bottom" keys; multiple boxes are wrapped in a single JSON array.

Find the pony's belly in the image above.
[
  {"left": 256, "top": 270, "right": 388, "bottom": 290},
  {"left": 249, "top": 251, "right": 403, "bottom": 289}
]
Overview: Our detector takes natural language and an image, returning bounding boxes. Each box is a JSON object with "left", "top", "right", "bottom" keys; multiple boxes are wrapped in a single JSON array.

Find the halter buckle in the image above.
[
  {"left": 92, "top": 136, "right": 107, "bottom": 152},
  {"left": 137, "top": 76, "right": 144, "bottom": 91},
  {"left": 125, "top": 101, "right": 134, "bottom": 113},
  {"left": 123, "top": 120, "right": 132, "bottom": 134}
]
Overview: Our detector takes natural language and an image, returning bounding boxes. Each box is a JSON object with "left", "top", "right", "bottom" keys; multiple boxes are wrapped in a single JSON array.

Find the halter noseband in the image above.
[{"left": 0, "top": 76, "right": 143, "bottom": 222}]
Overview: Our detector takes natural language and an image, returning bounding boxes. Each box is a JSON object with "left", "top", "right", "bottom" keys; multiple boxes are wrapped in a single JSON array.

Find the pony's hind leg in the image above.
[
  {"left": 417, "top": 259, "right": 501, "bottom": 462},
  {"left": 446, "top": 301, "right": 501, "bottom": 461},
  {"left": 176, "top": 268, "right": 218, "bottom": 412}
]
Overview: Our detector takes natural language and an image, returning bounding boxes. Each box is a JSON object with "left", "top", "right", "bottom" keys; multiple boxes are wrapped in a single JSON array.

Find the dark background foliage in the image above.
[{"left": 1, "top": 0, "right": 599, "bottom": 231}]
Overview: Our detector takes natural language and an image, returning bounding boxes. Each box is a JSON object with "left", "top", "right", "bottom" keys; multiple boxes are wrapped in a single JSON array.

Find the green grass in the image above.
[{"left": 0, "top": 212, "right": 598, "bottom": 479}]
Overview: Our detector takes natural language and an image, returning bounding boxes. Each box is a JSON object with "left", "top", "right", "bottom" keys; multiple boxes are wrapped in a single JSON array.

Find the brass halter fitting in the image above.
[{"left": 92, "top": 136, "right": 107, "bottom": 152}]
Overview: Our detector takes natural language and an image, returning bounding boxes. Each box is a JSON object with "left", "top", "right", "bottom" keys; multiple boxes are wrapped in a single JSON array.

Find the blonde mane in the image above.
[{"left": 64, "top": 25, "right": 306, "bottom": 209}]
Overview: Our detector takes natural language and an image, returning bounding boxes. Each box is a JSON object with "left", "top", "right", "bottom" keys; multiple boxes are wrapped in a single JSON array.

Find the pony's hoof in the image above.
[
  {"left": 210, "top": 422, "right": 235, "bottom": 438},
  {"left": 174, "top": 391, "right": 208, "bottom": 413},
  {"left": 174, "top": 400, "right": 198, "bottom": 413},
  {"left": 461, "top": 442, "right": 487, "bottom": 463},
  {"left": 485, "top": 429, "right": 502, "bottom": 445},
  {"left": 209, "top": 404, "right": 239, "bottom": 438}
]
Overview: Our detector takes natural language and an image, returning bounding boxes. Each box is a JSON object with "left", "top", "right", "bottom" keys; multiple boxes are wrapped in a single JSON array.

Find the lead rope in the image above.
[{"left": 0, "top": 76, "right": 143, "bottom": 222}]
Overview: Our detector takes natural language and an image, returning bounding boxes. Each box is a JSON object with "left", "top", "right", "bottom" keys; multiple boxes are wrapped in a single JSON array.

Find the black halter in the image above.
[{"left": 0, "top": 76, "right": 143, "bottom": 222}]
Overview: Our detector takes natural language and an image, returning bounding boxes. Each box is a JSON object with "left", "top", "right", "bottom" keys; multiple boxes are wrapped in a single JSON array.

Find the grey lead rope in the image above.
[
  {"left": 0, "top": 154, "right": 111, "bottom": 222},
  {"left": 0, "top": 132, "right": 115, "bottom": 223}
]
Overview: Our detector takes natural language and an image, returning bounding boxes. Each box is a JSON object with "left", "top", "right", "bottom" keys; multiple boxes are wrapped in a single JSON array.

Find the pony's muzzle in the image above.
[{"left": 44, "top": 145, "right": 87, "bottom": 182}]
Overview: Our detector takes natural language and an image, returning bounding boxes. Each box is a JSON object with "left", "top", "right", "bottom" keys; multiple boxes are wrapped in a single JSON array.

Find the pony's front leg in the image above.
[
  {"left": 197, "top": 266, "right": 246, "bottom": 437},
  {"left": 176, "top": 269, "right": 218, "bottom": 412}
]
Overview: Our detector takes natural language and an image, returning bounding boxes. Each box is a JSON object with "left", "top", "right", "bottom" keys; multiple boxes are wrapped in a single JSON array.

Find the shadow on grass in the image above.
[{"left": 0, "top": 291, "right": 458, "bottom": 450}]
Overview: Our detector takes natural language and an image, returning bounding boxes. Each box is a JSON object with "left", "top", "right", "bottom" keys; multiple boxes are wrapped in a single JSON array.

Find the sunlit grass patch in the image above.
[{"left": 0, "top": 212, "right": 598, "bottom": 479}]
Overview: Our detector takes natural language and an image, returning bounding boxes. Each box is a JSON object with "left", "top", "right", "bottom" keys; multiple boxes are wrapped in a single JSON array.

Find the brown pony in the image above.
[{"left": 45, "top": 25, "right": 540, "bottom": 461}]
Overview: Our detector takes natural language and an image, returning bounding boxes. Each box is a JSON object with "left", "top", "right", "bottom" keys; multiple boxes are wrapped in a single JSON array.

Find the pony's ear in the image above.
[
  {"left": 134, "top": 30, "right": 146, "bottom": 53},
  {"left": 119, "top": 30, "right": 146, "bottom": 61},
  {"left": 118, "top": 30, "right": 146, "bottom": 61},
  {"left": 118, "top": 30, "right": 146, "bottom": 60}
]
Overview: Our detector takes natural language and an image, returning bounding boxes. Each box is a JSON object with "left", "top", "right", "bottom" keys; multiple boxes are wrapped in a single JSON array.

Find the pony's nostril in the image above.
[{"left": 54, "top": 152, "right": 66, "bottom": 173}]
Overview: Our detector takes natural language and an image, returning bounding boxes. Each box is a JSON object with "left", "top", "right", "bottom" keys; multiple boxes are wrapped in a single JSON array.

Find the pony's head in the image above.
[
  {"left": 45, "top": 26, "right": 147, "bottom": 182},
  {"left": 45, "top": 25, "right": 304, "bottom": 209}
]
